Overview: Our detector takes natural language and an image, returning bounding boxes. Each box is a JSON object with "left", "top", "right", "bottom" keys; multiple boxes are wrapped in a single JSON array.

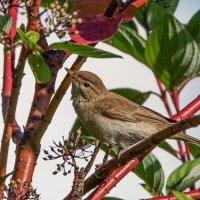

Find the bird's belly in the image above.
[{"left": 82, "top": 114, "right": 146, "bottom": 148}]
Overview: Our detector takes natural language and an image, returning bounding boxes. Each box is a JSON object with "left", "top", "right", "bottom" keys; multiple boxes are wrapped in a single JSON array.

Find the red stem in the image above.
[
  {"left": 2, "top": 0, "right": 18, "bottom": 114},
  {"left": 87, "top": 95, "right": 200, "bottom": 199},
  {"left": 2, "top": 0, "right": 22, "bottom": 140},
  {"left": 87, "top": 158, "right": 140, "bottom": 200},
  {"left": 156, "top": 79, "right": 173, "bottom": 118},
  {"left": 172, "top": 95, "right": 200, "bottom": 121},
  {"left": 172, "top": 86, "right": 189, "bottom": 162},
  {"left": 144, "top": 189, "right": 200, "bottom": 200}
]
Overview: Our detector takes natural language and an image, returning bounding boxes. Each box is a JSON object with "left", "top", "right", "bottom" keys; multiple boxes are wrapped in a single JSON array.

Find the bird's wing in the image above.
[{"left": 96, "top": 92, "right": 170, "bottom": 125}]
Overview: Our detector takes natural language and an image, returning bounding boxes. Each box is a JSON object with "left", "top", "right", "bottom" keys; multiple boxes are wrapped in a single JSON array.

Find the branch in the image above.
[
  {"left": 8, "top": 0, "right": 48, "bottom": 197},
  {"left": 84, "top": 141, "right": 101, "bottom": 176},
  {"left": 30, "top": 55, "right": 87, "bottom": 146},
  {"left": 156, "top": 79, "right": 173, "bottom": 118},
  {"left": 0, "top": 46, "right": 28, "bottom": 197},
  {"left": 63, "top": 114, "right": 200, "bottom": 199},
  {"left": 86, "top": 95, "right": 200, "bottom": 199},
  {"left": 173, "top": 95, "right": 200, "bottom": 121}
]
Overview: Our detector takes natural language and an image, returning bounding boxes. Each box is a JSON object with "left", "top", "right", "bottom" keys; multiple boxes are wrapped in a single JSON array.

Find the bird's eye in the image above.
[{"left": 84, "top": 82, "right": 90, "bottom": 88}]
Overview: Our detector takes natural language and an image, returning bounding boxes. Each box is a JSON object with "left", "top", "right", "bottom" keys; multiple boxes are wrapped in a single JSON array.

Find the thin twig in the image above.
[
  {"left": 31, "top": 56, "right": 87, "bottom": 146},
  {"left": 84, "top": 141, "right": 101, "bottom": 176},
  {"left": 103, "top": 144, "right": 113, "bottom": 165}
]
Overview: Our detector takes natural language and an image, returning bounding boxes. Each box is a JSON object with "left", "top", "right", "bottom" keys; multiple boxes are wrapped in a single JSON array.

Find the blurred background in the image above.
[{"left": 0, "top": 0, "right": 200, "bottom": 199}]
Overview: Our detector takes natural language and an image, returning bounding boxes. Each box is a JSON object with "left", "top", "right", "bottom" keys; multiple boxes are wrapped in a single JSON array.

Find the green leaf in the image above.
[
  {"left": 17, "top": 29, "right": 43, "bottom": 52},
  {"left": 187, "top": 10, "right": 200, "bottom": 46},
  {"left": 28, "top": 53, "right": 51, "bottom": 83},
  {"left": 103, "top": 197, "right": 124, "bottom": 200},
  {"left": 140, "top": 183, "right": 161, "bottom": 197},
  {"left": 173, "top": 191, "right": 195, "bottom": 200},
  {"left": 159, "top": 141, "right": 177, "bottom": 157},
  {"left": 50, "top": 42, "right": 122, "bottom": 58},
  {"left": 166, "top": 158, "right": 200, "bottom": 194},
  {"left": 105, "top": 24, "right": 146, "bottom": 63},
  {"left": 133, "top": 153, "right": 164, "bottom": 196},
  {"left": 111, "top": 88, "right": 150, "bottom": 105},
  {"left": 136, "top": 0, "right": 179, "bottom": 30},
  {"left": 26, "top": 31, "right": 40, "bottom": 43},
  {"left": 188, "top": 143, "right": 200, "bottom": 158},
  {"left": 0, "top": 14, "right": 12, "bottom": 34},
  {"left": 145, "top": 13, "right": 200, "bottom": 90}
]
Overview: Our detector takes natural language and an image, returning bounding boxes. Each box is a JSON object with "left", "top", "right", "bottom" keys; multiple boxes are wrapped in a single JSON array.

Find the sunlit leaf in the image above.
[
  {"left": 28, "top": 52, "right": 51, "bottom": 83},
  {"left": 50, "top": 42, "right": 122, "bottom": 58},
  {"left": 145, "top": 13, "right": 200, "bottom": 90},
  {"left": 166, "top": 158, "right": 200, "bottom": 194},
  {"left": 17, "top": 29, "right": 43, "bottom": 52},
  {"left": 26, "top": 31, "right": 40, "bottom": 43}
]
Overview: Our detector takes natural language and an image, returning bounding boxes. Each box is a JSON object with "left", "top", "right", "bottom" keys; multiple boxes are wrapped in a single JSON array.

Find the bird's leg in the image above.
[
  {"left": 103, "top": 144, "right": 113, "bottom": 165},
  {"left": 115, "top": 147, "right": 123, "bottom": 167}
]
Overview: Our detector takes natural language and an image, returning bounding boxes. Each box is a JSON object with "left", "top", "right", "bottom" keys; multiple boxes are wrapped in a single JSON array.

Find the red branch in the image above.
[
  {"left": 87, "top": 95, "right": 200, "bottom": 199},
  {"left": 173, "top": 95, "right": 200, "bottom": 121},
  {"left": 156, "top": 79, "right": 173, "bottom": 118},
  {"left": 2, "top": 0, "right": 18, "bottom": 119},
  {"left": 87, "top": 158, "right": 140, "bottom": 200},
  {"left": 144, "top": 189, "right": 200, "bottom": 200}
]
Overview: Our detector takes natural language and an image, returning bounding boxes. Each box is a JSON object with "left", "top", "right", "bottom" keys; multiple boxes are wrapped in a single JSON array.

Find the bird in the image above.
[{"left": 67, "top": 69, "right": 200, "bottom": 149}]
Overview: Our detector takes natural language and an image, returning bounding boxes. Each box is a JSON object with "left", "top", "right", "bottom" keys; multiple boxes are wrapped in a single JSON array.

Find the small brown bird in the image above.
[{"left": 67, "top": 69, "right": 200, "bottom": 148}]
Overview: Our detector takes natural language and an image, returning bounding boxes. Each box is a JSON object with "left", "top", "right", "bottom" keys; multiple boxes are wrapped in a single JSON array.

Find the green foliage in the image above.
[
  {"left": 159, "top": 141, "right": 177, "bottom": 157},
  {"left": 28, "top": 52, "right": 51, "bottom": 83},
  {"left": 166, "top": 158, "right": 200, "bottom": 194},
  {"left": 111, "top": 88, "right": 150, "bottom": 105},
  {"left": 135, "top": 0, "right": 179, "bottom": 30},
  {"left": 106, "top": 24, "right": 146, "bottom": 64},
  {"left": 0, "top": 14, "right": 12, "bottom": 34},
  {"left": 103, "top": 197, "right": 124, "bottom": 200},
  {"left": 173, "top": 191, "right": 195, "bottom": 200},
  {"left": 145, "top": 13, "right": 200, "bottom": 90},
  {"left": 187, "top": 10, "right": 200, "bottom": 46},
  {"left": 50, "top": 42, "right": 122, "bottom": 58},
  {"left": 188, "top": 143, "right": 200, "bottom": 158},
  {"left": 17, "top": 29, "right": 43, "bottom": 52},
  {"left": 133, "top": 153, "right": 164, "bottom": 196},
  {"left": 26, "top": 31, "right": 40, "bottom": 43}
]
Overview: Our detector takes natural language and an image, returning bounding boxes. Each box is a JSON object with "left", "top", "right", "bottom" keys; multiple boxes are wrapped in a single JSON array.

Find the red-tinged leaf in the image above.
[
  {"left": 68, "top": 14, "right": 125, "bottom": 44},
  {"left": 122, "top": 4, "right": 137, "bottom": 23},
  {"left": 73, "top": 0, "right": 114, "bottom": 18}
]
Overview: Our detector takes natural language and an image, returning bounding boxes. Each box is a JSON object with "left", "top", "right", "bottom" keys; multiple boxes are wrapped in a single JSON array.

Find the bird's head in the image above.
[{"left": 66, "top": 69, "right": 108, "bottom": 100}]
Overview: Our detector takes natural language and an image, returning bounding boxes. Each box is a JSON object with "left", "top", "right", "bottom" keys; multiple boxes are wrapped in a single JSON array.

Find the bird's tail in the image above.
[{"left": 174, "top": 133, "right": 200, "bottom": 145}]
